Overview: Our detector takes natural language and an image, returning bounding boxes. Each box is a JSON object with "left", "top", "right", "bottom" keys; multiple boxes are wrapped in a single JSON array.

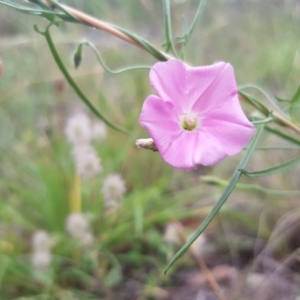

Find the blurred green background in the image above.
[{"left": 0, "top": 0, "right": 300, "bottom": 299}]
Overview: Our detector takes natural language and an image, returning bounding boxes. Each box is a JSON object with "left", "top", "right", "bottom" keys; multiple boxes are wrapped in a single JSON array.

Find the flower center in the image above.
[{"left": 181, "top": 114, "right": 199, "bottom": 131}]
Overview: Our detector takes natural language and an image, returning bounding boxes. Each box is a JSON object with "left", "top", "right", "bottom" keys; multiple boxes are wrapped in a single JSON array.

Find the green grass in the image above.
[{"left": 0, "top": 0, "right": 300, "bottom": 299}]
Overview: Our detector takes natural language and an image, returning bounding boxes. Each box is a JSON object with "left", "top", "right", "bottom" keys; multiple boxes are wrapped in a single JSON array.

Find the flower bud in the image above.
[
  {"left": 136, "top": 138, "right": 158, "bottom": 152},
  {"left": 73, "top": 44, "right": 83, "bottom": 69}
]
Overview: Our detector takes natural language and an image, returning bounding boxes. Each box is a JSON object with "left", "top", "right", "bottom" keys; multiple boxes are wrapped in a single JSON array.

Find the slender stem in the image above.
[
  {"left": 42, "top": 25, "right": 128, "bottom": 134},
  {"left": 80, "top": 41, "right": 151, "bottom": 74},
  {"left": 177, "top": 0, "right": 208, "bottom": 48},
  {"left": 162, "top": 0, "right": 179, "bottom": 58},
  {"left": 60, "top": 4, "right": 142, "bottom": 48},
  {"left": 185, "top": 0, "right": 208, "bottom": 44},
  {"left": 239, "top": 92, "right": 300, "bottom": 135}
]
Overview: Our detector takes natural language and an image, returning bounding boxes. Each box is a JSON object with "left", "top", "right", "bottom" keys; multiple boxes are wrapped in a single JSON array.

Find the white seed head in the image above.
[
  {"left": 101, "top": 174, "right": 126, "bottom": 203},
  {"left": 103, "top": 198, "right": 121, "bottom": 215},
  {"left": 32, "top": 251, "right": 52, "bottom": 272},
  {"left": 80, "top": 232, "right": 95, "bottom": 247},
  {"left": 164, "top": 223, "right": 181, "bottom": 245},
  {"left": 32, "top": 231, "right": 51, "bottom": 252},
  {"left": 72, "top": 144, "right": 102, "bottom": 179},
  {"left": 66, "top": 213, "right": 89, "bottom": 239},
  {"left": 91, "top": 121, "right": 107, "bottom": 141},
  {"left": 65, "top": 113, "right": 91, "bottom": 145}
]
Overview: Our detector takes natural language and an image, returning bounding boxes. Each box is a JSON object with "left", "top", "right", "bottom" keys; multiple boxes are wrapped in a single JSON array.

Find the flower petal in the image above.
[
  {"left": 186, "top": 62, "right": 228, "bottom": 111},
  {"left": 139, "top": 95, "right": 182, "bottom": 155},
  {"left": 192, "top": 130, "right": 228, "bottom": 166},
  {"left": 162, "top": 131, "right": 198, "bottom": 169},
  {"left": 191, "top": 63, "right": 238, "bottom": 116},
  {"left": 200, "top": 91, "right": 254, "bottom": 152},
  {"left": 150, "top": 60, "right": 188, "bottom": 113}
]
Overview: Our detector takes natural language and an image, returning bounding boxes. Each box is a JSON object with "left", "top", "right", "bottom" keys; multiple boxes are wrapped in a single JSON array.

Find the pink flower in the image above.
[{"left": 139, "top": 59, "right": 254, "bottom": 169}]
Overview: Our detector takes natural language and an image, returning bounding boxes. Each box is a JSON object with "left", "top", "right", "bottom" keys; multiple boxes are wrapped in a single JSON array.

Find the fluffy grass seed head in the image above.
[
  {"left": 32, "top": 251, "right": 52, "bottom": 272},
  {"left": 101, "top": 174, "right": 126, "bottom": 206},
  {"left": 65, "top": 113, "right": 92, "bottom": 145},
  {"left": 32, "top": 230, "right": 51, "bottom": 252},
  {"left": 80, "top": 232, "right": 95, "bottom": 247},
  {"left": 164, "top": 223, "right": 181, "bottom": 245},
  {"left": 66, "top": 212, "right": 89, "bottom": 239},
  {"left": 72, "top": 144, "right": 102, "bottom": 179},
  {"left": 91, "top": 121, "right": 107, "bottom": 141}
]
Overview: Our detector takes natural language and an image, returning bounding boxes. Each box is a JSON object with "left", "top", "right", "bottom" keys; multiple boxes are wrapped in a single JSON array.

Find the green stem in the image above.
[
  {"left": 38, "top": 24, "right": 128, "bottom": 134},
  {"left": 162, "top": 0, "right": 179, "bottom": 58},
  {"left": 177, "top": 0, "right": 208, "bottom": 47},
  {"left": 79, "top": 41, "right": 151, "bottom": 74}
]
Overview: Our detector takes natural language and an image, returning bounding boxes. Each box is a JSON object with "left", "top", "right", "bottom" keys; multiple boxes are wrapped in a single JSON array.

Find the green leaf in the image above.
[
  {"left": 250, "top": 113, "right": 274, "bottom": 125},
  {"left": 275, "top": 86, "right": 300, "bottom": 123},
  {"left": 275, "top": 86, "right": 300, "bottom": 104},
  {"left": 201, "top": 175, "right": 300, "bottom": 196},
  {"left": 239, "top": 84, "right": 287, "bottom": 117},
  {"left": 240, "top": 154, "right": 300, "bottom": 177},
  {"left": 165, "top": 124, "right": 264, "bottom": 273},
  {"left": 114, "top": 25, "right": 168, "bottom": 61},
  {"left": 238, "top": 90, "right": 269, "bottom": 115},
  {"left": 0, "top": 0, "right": 76, "bottom": 22},
  {"left": 264, "top": 126, "right": 300, "bottom": 146}
]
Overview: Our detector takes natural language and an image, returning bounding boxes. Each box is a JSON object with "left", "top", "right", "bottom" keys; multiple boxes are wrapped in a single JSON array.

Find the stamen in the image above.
[{"left": 181, "top": 114, "right": 198, "bottom": 131}]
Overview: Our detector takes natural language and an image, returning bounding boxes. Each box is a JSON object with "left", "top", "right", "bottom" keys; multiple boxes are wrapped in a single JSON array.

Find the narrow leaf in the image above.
[
  {"left": 238, "top": 90, "right": 269, "bottom": 115},
  {"left": 202, "top": 175, "right": 300, "bottom": 196},
  {"left": 165, "top": 124, "right": 264, "bottom": 273},
  {"left": 265, "top": 126, "right": 300, "bottom": 146},
  {"left": 240, "top": 155, "right": 300, "bottom": 177}
]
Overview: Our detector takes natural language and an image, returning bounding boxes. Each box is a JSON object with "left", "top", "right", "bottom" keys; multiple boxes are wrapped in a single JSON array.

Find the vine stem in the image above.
[
  {"left": 40, "top": 24, "right": 128, "bottom": 134},
  {"left": 45, "top": 1, "right": 300, "bottom": 136}
]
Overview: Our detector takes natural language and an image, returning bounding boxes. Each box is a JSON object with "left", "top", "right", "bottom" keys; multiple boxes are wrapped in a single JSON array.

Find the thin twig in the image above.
[{"left": 59, "top": 4, "right": 143, "bottom": 49}]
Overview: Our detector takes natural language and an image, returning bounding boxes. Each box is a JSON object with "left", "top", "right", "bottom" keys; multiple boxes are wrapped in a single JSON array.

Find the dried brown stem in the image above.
[
  {"left": 59, "top": 4, "right": 143, "bottom": 49},
  {"left": 238, "top": 92, "right": 300, "bottom": 135},
  {"left": 172, "top": 221, "right": 227, "bottom": 300}
]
